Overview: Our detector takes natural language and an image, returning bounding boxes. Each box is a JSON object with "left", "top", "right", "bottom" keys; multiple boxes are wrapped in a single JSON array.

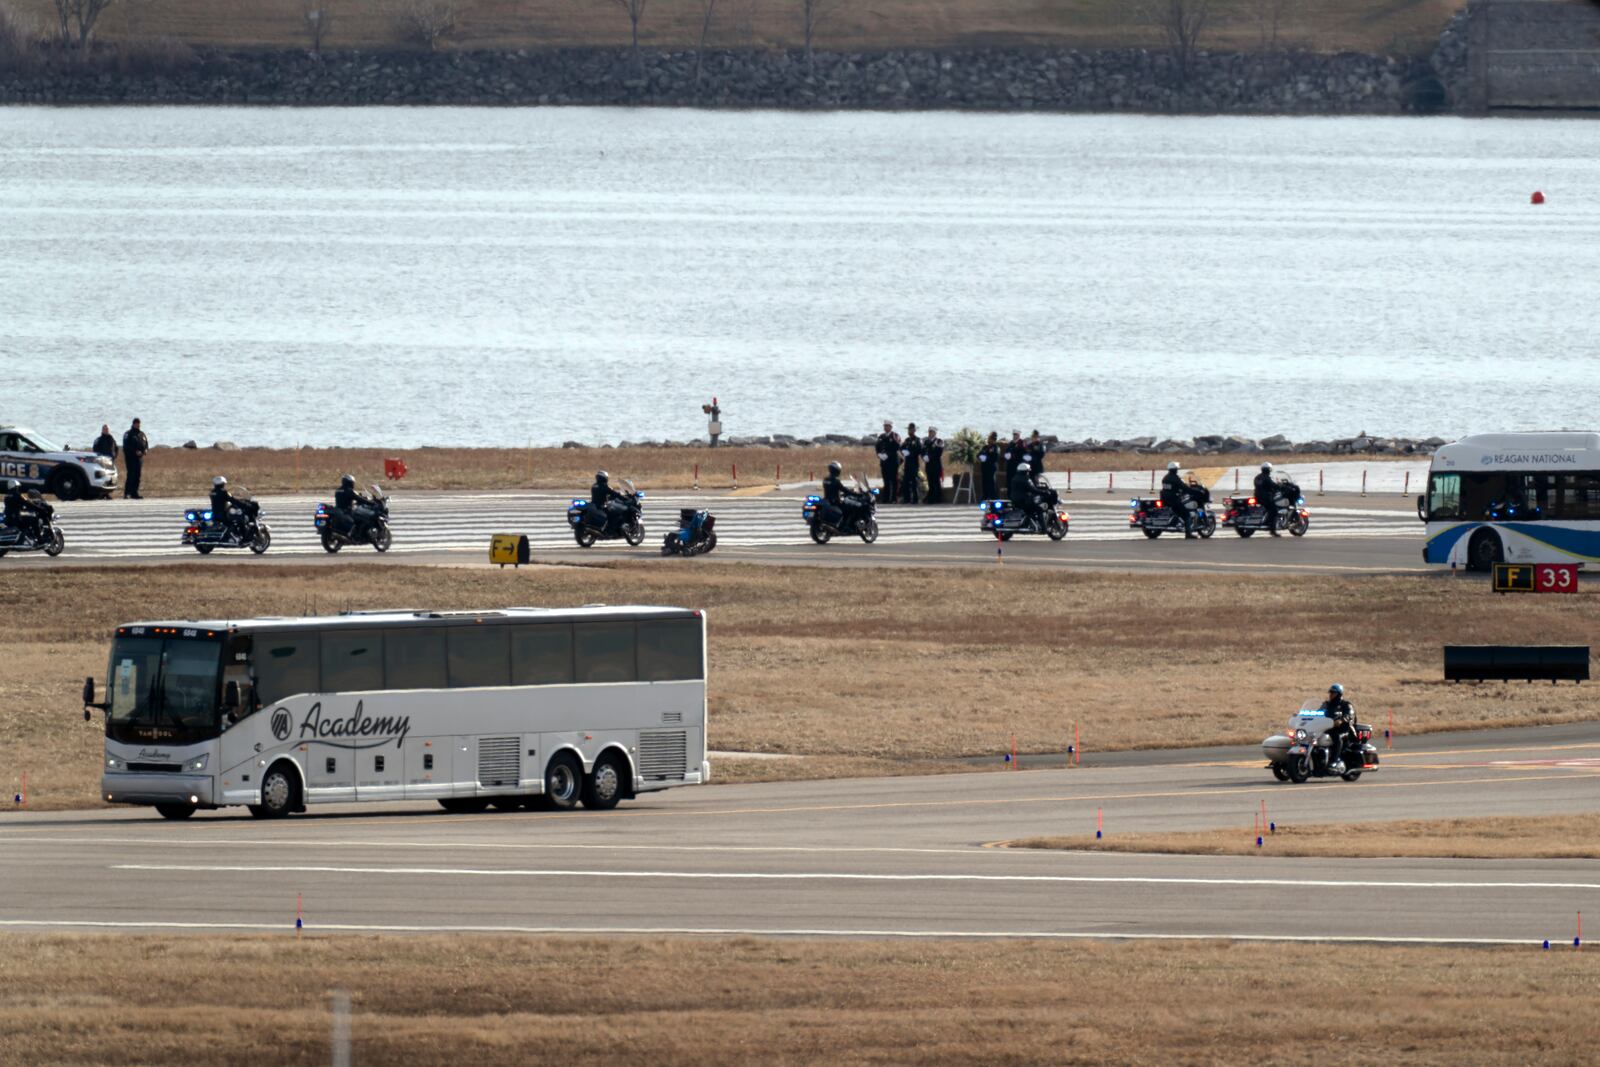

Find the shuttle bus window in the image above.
[
  {"left": 385, "top": 627, "right": 447, "bottom": 690},
  {"left": 510, "top": 625, "right": 574, "bottom": 685},
  {"left": 636, "top": 619, "right": 703, "bottom": 682},
  {"left": 447, "top": 626, "right": 510, "bottom": 688},
  {"left": 256, "top": 631, "right": 320, "bottom": 704},
  {"left": 1426, "top": 473, "right": 1460, "bottom": 520},
  {"left": 321, "top": 630, "right": 384, "bottom": 692},
  {"left": 574, "top": 622, "right": 636, "bottom": 683}
]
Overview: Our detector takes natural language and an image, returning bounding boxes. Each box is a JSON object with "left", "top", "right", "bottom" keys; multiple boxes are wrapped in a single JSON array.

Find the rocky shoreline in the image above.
[
  {"left": 583, "top": 432, "right": 1442, "bottom": 456},
  {"left": 0, "top": 44, "right": 1452, "bottom": 113}
]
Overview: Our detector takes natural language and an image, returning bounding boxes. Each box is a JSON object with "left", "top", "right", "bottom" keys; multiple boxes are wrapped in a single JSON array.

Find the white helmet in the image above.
[
  {"left": 1018, "top": 461, "right": 1032, "bottom": 472},
  {"left": 1261, "top": 462, "right": 1273, "bottom": 472},
  {"left": 1167, "top": 461, "right": 1180, "bottom": 471},
  {"left": 213, "top": 476, "right": 227, "bottom": 488}
]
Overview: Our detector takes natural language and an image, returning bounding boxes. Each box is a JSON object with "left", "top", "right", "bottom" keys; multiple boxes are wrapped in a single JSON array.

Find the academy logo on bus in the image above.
[
  {"left": 292, "top": 700, "right": 410, "bottom": 749},
  {"left": 270, "top": 709, "right": 292, "bottom": 741}
]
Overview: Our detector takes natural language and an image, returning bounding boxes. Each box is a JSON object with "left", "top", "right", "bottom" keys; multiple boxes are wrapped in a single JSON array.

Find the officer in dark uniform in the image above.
[
  {"left": 923, "top": 427, "right": 944, "bottom": 504},
  {"left": 3, "top": 479, "right": 46, "bottom": 542},
  {"left": 121, "top": 418, "right": 148, "bottom": 499},
  {"left": 1160, "top": 462, "right": 1195, "bottom": 538},
  {"left": 210, "top": 476, "right": 241, "bottom": 536},
  {"left": 591, "top": 470, "right": 625, "bottom": 533},
  {"left": 978, "top": 432, "right": 1001, "bottom": 500},
  {"left": 1003, "top": 430, "right": 1024, "bottom": 487},
  {"left": 1254, "top": 461, "right": 1281, "bottom": 537},
  {"left": 1027, "top": 430, "right": 1048, "bottom": 477},
  {"left": 874, "top": 422, "right": 899, "bottom": 503},
  {"left": 900, "top": 423, "right": 922, "bottom": 504},
  {"left": 1010, "top": 460, "right": 1043, "bottom": 528},
  {"left": 1318, "top": 684, "right": 1355, "bottom": 773},
  {"left": 334, "top": 473, "right": 373, "bottom": 536},
  {"left": 821, "top": 461, "right": 866, "bottom": 532},
  {"left": 93, "top": 424, "right": 118, "bottom": 463}
]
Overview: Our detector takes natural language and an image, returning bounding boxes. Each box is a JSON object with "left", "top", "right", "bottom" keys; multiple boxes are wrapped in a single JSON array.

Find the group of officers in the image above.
[
  {"left": 873, "top": 422, "right": 948, "bottom": 505},
  {"left": 1157, "top": 460, "right": 1289, "bottom": 539}
]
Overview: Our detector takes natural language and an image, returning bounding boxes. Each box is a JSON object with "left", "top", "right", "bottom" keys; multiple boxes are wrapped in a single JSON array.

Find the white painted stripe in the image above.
[
  {"left": 112, "top": 864, "right": 1600, "bottom": 890},
  {"left": 10, "top": 836, "right": 979, "bottom": 856},
  {"left": 0, "top": 918, "right": 1542, "bottom": 945}
]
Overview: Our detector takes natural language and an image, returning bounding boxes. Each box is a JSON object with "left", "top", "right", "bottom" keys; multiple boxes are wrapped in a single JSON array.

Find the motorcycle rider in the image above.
[
  {"left": 1160, "top": 461, "right": 1196, "bottom": 538},
  {"left": 210, "top": 476, "right": 246, "bottom": 538},
  {"left": 590, "top": 470, "right": 628, "bottom": 533},
  {"left": 821, "top": 461, "right": 866, "bottom": 531},
  {"left": 1254, "top": 461, "right": 1282, "bottom": 537},
  {"left": 334, "top": 474, "right": 373, "bottom": 537},
  {"left": 3, "top": 479, "right": 47, "bottom": 544},
  {"left": 1010, "top": 460, "right": 1045, "bottom": 530},
  {"left": 1319, "top": 683, "right": 1355, "bottom": 774}
]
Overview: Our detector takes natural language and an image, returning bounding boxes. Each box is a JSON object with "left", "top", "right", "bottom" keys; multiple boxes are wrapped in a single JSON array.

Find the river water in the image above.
[{"left": 2, "top": 107, "right": 1596, "bottom": 448}]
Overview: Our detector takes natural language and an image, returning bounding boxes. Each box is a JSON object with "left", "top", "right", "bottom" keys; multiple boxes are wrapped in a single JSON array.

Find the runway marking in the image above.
[
  {"left": 0, "top": 918, "right": 1545, "bottom": 946},
  {"left": 112, "top": 864, "right": 1600, "bottom": 890},
  {"left": 4, "top": 837, "right": 983, "bottom": 857},
  {"left": 714, "top": 546, "right": 1412, "bottom": 574}
]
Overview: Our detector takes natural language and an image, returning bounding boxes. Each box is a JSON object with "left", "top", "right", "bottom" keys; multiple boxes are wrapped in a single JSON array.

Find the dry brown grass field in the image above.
[
  {"left": 4, "top": 933, "right": 1598, "bottom": 1066},
  {"left": 91, "top": 444, "right": 1359, "bottom": 497},
  {"left": 16, "top": 0, "right": 1461, "bottom": 56},
  {"left": 1013, "top": 813, "right": 1600, "bottom": 859},
  {"left": 2, "top": 563, "right": 1595, "bottom": 810}
]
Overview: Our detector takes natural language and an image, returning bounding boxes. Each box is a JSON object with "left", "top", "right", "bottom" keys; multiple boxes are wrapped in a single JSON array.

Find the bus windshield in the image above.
[{"left": 107, "top": 635, "right": 224, "bottom": 744}]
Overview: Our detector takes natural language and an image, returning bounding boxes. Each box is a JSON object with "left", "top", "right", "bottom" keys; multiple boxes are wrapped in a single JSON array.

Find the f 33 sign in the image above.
[{"left": 1494, "top": 563, "right": 1579, "bottom": 593}]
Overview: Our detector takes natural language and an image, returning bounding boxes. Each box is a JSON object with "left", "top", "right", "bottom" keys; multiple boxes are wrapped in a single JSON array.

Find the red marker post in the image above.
[{"left": 1096, "top": 808, "right": 1103, "bottom": 840}]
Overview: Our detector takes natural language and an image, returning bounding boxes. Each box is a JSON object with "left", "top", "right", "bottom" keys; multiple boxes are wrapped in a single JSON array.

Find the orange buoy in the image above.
[{"left": 1531, "top": 190, "right": 1546, "bottom": 204}]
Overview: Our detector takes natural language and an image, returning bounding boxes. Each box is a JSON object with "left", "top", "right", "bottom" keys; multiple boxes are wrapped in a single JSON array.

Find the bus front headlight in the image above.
[
  {"left": 106, "top": 755, "right": 122, "bottom": 770},
  {"left": 188, "top": 754, "right": 209, "bottom": 772}
]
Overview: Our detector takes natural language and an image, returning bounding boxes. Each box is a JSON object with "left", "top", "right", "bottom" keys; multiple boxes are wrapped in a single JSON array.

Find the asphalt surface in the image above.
[
  {"left": 4, "top": 723, "right": 1598, "bottom": 944},
  {"left": 15, "top": 489, "right": 1429, "bottom": 574}
]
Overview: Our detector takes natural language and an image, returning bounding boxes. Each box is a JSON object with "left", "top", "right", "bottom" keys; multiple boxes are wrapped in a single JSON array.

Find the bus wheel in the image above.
[
  {"left": 255, "top": 762, "right": 300, "bottom": 818},
  {"left": 583, "top": 754, "right": 626, "bottom": 811},
  {"left": 544, "top": 752, "right": 582, "bottom": 811},
  {"left": 1467, "top": 530, "right": 1503, "bottom": 572},
  {"left": 155, "top": 803, "right": 195, "bottom": 820}
]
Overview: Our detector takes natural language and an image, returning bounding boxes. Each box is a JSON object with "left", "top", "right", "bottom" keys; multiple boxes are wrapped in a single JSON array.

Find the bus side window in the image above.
[
  {"left": 447, "top": 626, "right": 510, "bottom": 688},
  {"left": 637, "top": 620, "right": 703, "bottom": 682},
  {"left": 1427, "top": 473, "right": 1461, "bottom": 520},
  {"left": 256, "top": 632, "right": 320, "bottom": 705},
  {"left": 574, "top": 623, "right": 636, "bottom": 684}
]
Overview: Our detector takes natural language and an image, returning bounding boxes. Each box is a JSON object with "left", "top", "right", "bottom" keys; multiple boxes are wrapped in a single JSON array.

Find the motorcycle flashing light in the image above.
[
  {"left": 805, "top": 495, "right": 820, "bottom": 504},
  {"left": 870, "top": 488, "right": 880, "bottom": 496},
  {"left": 184, "top": 510, "right": 198, "bottom": 522}
]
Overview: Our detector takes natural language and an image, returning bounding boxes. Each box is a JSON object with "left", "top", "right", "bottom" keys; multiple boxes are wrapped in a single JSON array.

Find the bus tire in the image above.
[
  {"left": 544, "top": 752, "right": 582, "bottom": 811},
  {"left": 155, "top": 803, "right": 196, "bottom": 820},
  {"left": 582, "top": 753, "right": 627, "bottom": 811},
  {"left": 255, "top": 762, "right": 300, "bottom": 818},
  {"left": 1467, "top": 530, "right": 1503, "bottom": 572}
]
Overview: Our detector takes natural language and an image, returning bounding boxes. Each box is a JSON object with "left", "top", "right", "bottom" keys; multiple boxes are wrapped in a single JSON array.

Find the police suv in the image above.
[{"left": 0, "top": 425, "right": 118, "bottom": 500}]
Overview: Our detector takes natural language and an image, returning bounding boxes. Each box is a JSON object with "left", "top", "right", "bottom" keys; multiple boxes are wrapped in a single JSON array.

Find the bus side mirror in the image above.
[
  {"left": 1416, "top": 494, "right": 1427, "bottom": 522},
  {"left": 83, "top": 676, "right": 95, "bottom": 707},
  {"left": 224, "top": 680, "right": 240, "bottom": 710}
]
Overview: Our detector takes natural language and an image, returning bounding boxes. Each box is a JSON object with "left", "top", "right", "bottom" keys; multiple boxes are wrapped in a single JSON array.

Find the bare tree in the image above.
[
  {"left": 1140, "top": 0, "right": 1209, "bottom": 84},
  {"left": 303, "top": 0, "right": 333, "bottom": 54},
  {"left": 390, "top": 0, "right": 458, "bottom": 51},
  {"left": 606, "top": 0, "right": 648, "bottom": 56},
  {"left": 1250, "top": 0, "right": 1288, "bottom": 49},
  {"left": 51, "top": 0, "right": 121, "bottom": 51},
  {"left": 0, "top": 1, "right": 43, "bottom": 71},
  {"left": 693, "top": 0, "right": 718, "bottom": 84},
  {"left": 801, "top": 0, "right": 844, "bottom": 74}
]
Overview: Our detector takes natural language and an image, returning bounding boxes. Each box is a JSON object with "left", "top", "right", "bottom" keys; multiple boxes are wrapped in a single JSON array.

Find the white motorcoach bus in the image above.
[
  {"left": 83, "top": 606, "right": 708, "bottom": 820},
  {"left": 1420, "top": 432, "right": 1600, "bottom": 571}
]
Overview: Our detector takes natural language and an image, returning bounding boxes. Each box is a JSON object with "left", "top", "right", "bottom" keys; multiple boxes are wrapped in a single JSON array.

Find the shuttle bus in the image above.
[
  {"left": 84, "top": 606, "right": 709, "bottom": 820},
  {"left": 1420, "top": 432, "right": 1600, "bottom": 571}
]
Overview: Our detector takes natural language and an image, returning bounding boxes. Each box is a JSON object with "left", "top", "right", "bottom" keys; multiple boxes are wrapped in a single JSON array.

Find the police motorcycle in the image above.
[
  {"left": 802, "top": 479, "right": 879, "bottom": 544},
  {"left": 567, "top": 480, "right": 646, "bottom": 548},
  {"left": 1222, "top": 477, "right": 1310, "bottom": 538},
  {"left": 662, "top": 507, "right": 717, "bottom": 556},
  {"left": 0, "top": 489, "right": 65, "bottom": 558},
  {"left": 1129, "top": 483, "right": 1216, "bottom": 539},
  {"left": 183, "top": 489, "right": 270, "bottom": 555},
  {"left": 1262, "top": 698, "right": 1379, "bottom": 783},
  {"left": 314, "top": 485, "right": 392, "bottom": 553},
  {"left": 980, "top": 477, "right": 1069, "bottom": 541}
]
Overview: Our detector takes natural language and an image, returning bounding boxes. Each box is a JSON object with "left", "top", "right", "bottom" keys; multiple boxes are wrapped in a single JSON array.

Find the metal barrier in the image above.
[{"left": 1444, "top": 645, "right": 1589, "bottom": 684}]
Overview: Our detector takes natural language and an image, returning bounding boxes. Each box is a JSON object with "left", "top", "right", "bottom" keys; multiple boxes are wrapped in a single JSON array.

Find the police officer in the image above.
[
  {"left": 591, "top": 470, "right": 625, "bottom": 533},
  {"left": 334, "top": 473, "right": 371, "bottom": 536},
  {"left": 874, "top": 422, "right": 899, "bottom": 504},
  {"left": 210, "top": 476, "right": 240, "bottom": 536},
  {"left": 1003, "top": 430, "right": 1025, "bottom": 487},
  {"left": 3, "top": 479, "right": 47, "bottom": 544},
  {"left": 1255, "top": 461, "right": 1281, "bottom": 537},
  {"left": 821, "top": 460, "right": 866, "bottom": 532},
  {"left": 900, "top": 423, "right": 922, "bottom": 505},
  {"left": 93, "top": 424, "right": 118, "bottom": 463},
  {"left": 978, "top": 432, "right": 1001, "bottom": 501},
  {"left": 923, "top": 427, "right": 945, "bottom": 504},
  {"left": 1319, "top": 684, "right": 1355, "bottom": 774},
  {"left": 1027, "top": 430, "right": 1048, "bottom": 477},
  {"left": 1010, "top": 460, "right": 1043, "bottom": 529},
  {"left": 121, "top": 418, "right": 148, "bottom": 499},
  {"left": 1161, "top": 461, "right": 1195, "bottom": 538}
]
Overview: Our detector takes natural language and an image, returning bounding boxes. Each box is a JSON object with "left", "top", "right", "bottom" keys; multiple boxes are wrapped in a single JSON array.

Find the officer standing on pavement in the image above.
[
  {"left": 900, "top": 423, "right": 923, "bottom": 505},
  {"left": 93, "top": 424, "right": 118, "bottom": 463},
  {"left": 121, "top": 418, "right": 148, "bottom": 499},
  {"left": 1027, "top": 430, "right": 1048, "bottom": 477},
  {"left": 978, "top": 432, "right": 1000, "bottom": 500},
  {"left": 1004, "top": 430, "right": 1025, "bottom": 487},
  {"left": 875, "top": 421, "right": 899, "bottom": 504},
  {"left": 923, "top": 427, "right": 944, "bottom": 504}
]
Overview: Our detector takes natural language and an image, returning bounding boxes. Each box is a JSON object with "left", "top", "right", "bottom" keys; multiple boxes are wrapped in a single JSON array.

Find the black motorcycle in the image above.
[
  {"left": 803, "top": 484, "right": 879, "bottom": 544},
  {"left": 980, "top": 478, "right": 1068, "bottom": 541},
  {"left": 662, "top": 508, "right": 717, "bottom": 556},
  {"left": 1223, "top": 478, "right": 1310, "bottom": 538},
  {"left": 568, "top": 482, "right": 646, "bottom": 548},
  {"left": 315, "top": 486, "right": 392, "bottom": 553},
  {"left": 183, "top": 492, "right": 270, "bottom": 555},
  {"left": 0, "top": 491, "right": 65, "bottom": 558},
  {"left": 1130, "top": 483, "right": 1216, "bottom": 539}
]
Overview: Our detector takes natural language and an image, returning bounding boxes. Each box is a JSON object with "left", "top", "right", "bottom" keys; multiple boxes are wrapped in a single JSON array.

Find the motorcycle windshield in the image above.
[{"left": 1290, "top": 697, "right": 1332, "bottom": 733}]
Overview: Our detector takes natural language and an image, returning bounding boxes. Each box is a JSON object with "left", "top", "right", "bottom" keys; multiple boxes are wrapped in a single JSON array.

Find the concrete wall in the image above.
[{"left": 1468, "top": 0, "right": 1600, "bottom": 110}]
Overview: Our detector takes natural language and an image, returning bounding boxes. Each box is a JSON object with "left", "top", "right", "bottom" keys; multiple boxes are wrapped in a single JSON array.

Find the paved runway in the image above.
[
  {"left": 4, "top": 724, "right": 1597, "bottom": 944},
  {"left": 17, "top": 489, "right": 1427, "bottom": 574}
]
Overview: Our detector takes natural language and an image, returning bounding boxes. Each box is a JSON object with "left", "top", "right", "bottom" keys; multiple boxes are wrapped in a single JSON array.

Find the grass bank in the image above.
[
  {"left": 3, "top": 934, "right": 1596, "bottom": 1066},
  {"left": 13, "top": 0, "right": 1460, "bottom": 56},
  {"left": 1011, "top": 814, "right": 1600, "bottom": 859},
  {"left": 2, "top": 564, "right": 1595, "bottom": 810},
  {"left": 101, "top": 444, "right": 1356, "bottom": 497}
]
